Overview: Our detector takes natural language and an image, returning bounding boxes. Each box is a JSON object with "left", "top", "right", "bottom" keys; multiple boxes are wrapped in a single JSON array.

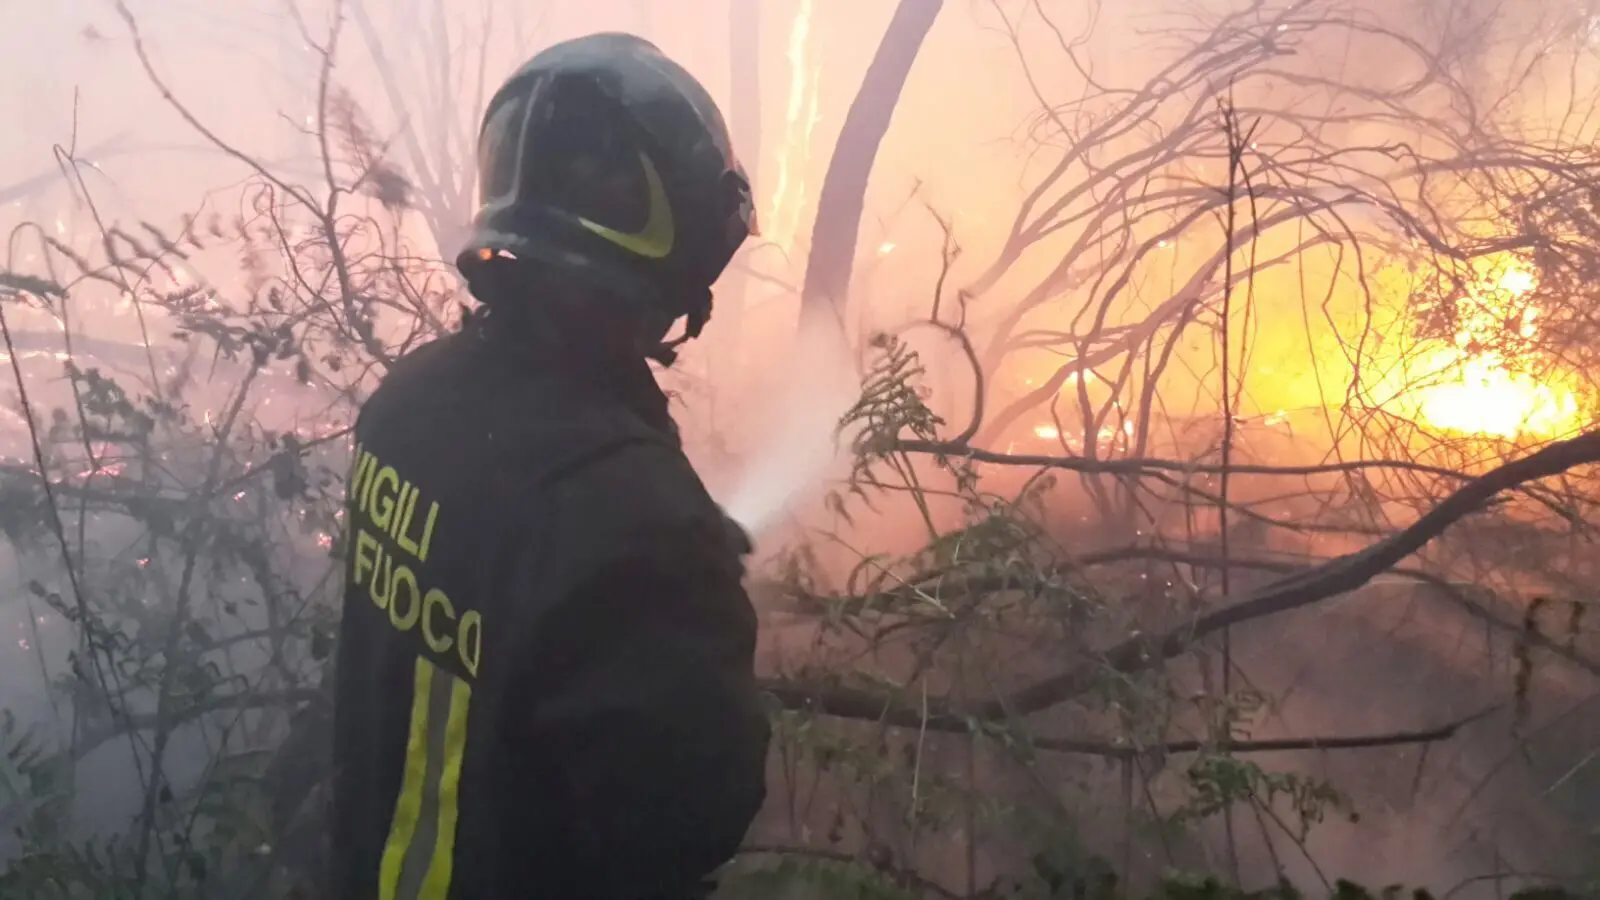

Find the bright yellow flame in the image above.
[
  {"left": 1034, "top": 425, "right": 1059, "bottom": 439},
  {"left": 1498, "top": 268, "right": 1537, "bottom": 295},
  {"left": 768, "top": 0, "right": 820, "bottom": 251},
  {"left": 1410, "top": 264, "right": 1583, "bottom": 438}
]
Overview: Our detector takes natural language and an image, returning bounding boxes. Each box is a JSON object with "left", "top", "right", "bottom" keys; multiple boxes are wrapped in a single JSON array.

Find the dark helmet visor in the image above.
[{"left": 476, "top": 72, "right": 650, "bottom": 238}]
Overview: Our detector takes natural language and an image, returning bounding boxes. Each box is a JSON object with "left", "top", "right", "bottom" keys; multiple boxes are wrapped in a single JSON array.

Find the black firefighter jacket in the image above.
[{"left": 330, "top": 314, "right": 771, "bottom": 900}]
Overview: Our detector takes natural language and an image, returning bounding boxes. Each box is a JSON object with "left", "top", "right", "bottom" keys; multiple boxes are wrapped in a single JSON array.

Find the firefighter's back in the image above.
[
  {"left": 332, "top": 28, "right": 773, "bottom": 898},
  {"left": 330, "top": 323, "right": 691, "bottom": 899}
]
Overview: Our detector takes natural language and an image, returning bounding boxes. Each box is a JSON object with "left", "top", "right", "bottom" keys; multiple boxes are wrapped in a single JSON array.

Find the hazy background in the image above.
[{"left": 3, "top": 1, "right": 1600, "bottom": 897}]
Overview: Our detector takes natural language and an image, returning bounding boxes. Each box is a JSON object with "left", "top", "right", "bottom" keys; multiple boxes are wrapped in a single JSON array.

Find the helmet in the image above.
[{"left": 456, "top": 33, "right": 757, "bottom": 357}]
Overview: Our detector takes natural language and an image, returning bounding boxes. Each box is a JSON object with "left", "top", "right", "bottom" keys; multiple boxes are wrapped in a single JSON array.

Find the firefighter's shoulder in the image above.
[
  {"left": 546, "top": 431, "right": 718, "bottom": 539},
  {"left": 500, "top": 405, "right": 727, "bottom": 578}
]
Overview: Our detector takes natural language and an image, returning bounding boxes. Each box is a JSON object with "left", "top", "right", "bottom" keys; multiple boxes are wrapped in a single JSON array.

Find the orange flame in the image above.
[
  {"left": 1410, "top": 264, "right": 1583, "bottom": 438},
  {"left": 768, "top": 0, "right": 820, "bottom": 251}
]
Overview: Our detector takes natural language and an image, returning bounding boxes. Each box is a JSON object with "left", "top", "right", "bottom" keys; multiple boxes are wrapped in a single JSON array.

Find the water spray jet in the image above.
[{"left": 717, "top": 315, "right": 858, "bottom": 544}]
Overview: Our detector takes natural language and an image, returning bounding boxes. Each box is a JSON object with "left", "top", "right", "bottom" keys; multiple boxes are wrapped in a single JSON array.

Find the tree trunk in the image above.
[{"left": 798, "top": 0, "right": 942, "bottom": 329}]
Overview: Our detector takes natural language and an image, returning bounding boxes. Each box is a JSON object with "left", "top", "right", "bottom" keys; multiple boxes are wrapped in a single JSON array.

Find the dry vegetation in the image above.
[{"left": 0, "top": 0, "right": 1598, "bottom": 897}]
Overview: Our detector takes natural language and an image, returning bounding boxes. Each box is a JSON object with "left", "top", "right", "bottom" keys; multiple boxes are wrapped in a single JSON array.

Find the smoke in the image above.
[{"left": 717, "top": 314, "right": 858, "bottom": 542}]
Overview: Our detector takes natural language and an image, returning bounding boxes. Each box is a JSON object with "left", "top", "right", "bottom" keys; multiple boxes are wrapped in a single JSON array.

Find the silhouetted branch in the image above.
[
  {"left": 765, "top": 428, "right": 1600, "bottom": 727},
  {"left": 800, "top": 0, "right": 942, "bottom": 324}
]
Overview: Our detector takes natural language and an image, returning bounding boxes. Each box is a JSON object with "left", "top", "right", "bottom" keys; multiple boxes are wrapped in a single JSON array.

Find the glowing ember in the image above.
[{"left": 1411, "top": 265, "right": 1583, "bottom": 438}]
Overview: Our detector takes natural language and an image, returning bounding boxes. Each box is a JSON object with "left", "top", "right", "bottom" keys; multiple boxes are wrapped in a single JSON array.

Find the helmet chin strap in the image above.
[{"left": 646, "top": 288, "right": 712, "bottom": 367}]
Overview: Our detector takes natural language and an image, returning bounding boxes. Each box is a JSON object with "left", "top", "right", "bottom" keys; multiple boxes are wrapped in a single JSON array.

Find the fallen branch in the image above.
[
  {"left": 1023, "top": 705, "right": 1496, "bottom": 759},
  {"left": 761, "top": 676, "right": 1493, "bottom": 760},
  {"left": 895, "top": 437, "right": 1496, "bottom": 482},
  {"left": 1004, "top": 429, "right": 1600, "bottom": 717},
  {"left": 894, "top": 545, "right": 1600, "bottom": 680},
  {"left": 765, "top": 428, "right": 1600, "bottom": 728}
]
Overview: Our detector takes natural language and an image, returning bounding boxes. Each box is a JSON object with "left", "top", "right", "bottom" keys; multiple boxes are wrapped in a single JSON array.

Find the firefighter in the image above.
[{"left": 330, "top": 32, "right": 770, "bottom": 900}]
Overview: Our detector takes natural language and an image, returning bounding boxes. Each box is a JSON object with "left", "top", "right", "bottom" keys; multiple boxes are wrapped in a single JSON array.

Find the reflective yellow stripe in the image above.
[
  {"left": 418, "top": 675, "right": 472, "bottom": 897},
  {"left": 378, "top": 658, "right": 434, "bottom": 900}
]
